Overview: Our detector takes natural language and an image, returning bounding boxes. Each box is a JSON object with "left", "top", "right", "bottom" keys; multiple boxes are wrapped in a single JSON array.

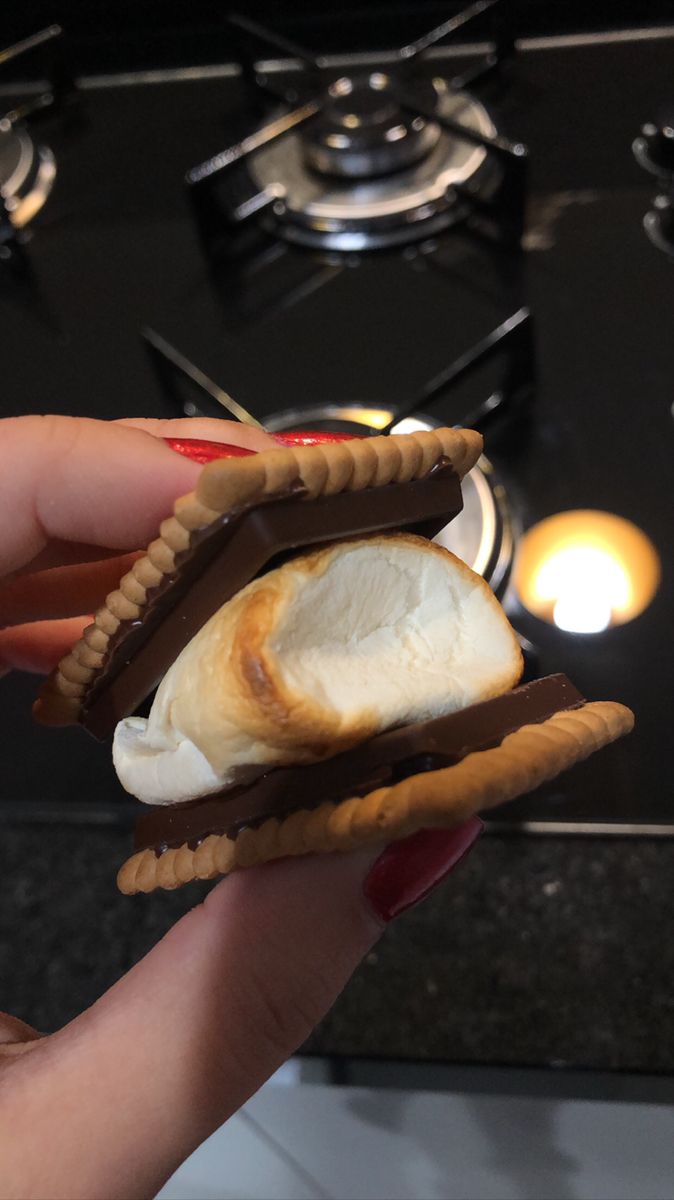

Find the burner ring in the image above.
[
  {"left": 0, "top": 121, "right": 56, "bottom": 228},
  {"left": 633, "top": 122, "right": 674, "bottom": 178},
  {"left": 643, "top": 194, "right": 674, "bottom": 256},
  {"left": 264, "top": 403, "right": 514, "bottom": 596},
  {"left": 251, "top": 82, "right": 498, "bottom": 251},
  {"left": 304, "top": 72, "right": 442, "bottom": 180}
]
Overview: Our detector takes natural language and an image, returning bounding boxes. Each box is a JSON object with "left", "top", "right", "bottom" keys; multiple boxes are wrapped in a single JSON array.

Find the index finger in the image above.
[
  {"left": 115, "top": 416, "right": 271, "bottom": 452},
  {"left": 0, "top": 415, "right": 272, "bottom": 578}
]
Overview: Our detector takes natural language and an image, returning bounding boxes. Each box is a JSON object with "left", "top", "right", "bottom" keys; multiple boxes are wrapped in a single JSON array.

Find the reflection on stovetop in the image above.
[{"left": 1, "top": 21, "right": 672, "bottom": 832}]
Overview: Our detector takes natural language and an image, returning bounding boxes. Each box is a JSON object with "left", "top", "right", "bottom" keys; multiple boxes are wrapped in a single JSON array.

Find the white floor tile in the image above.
[
  {"left": 156, "top": 1071, "right": 674, "bottom": 1200},
  {"left": 246, "top": 1082, "right": 674, "bottom": 1200},
  {"left": 156, "top": 1110, "right": 319, "bottom": 1200}
]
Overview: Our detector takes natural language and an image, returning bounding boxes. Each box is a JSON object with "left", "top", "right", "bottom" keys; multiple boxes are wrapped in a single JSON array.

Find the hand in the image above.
[{"left": 0, "top": 415, "right": 481, "bottom": 1199}]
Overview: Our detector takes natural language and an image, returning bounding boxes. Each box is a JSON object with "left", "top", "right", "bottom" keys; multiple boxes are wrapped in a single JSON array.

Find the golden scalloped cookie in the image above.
[{"left": 117, "top": 700, "right": 634, "bottom": 895}]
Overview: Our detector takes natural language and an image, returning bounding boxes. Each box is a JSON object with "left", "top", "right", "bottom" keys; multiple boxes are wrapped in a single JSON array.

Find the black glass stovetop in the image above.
[{"left": 1, "top": 31, "right": 672, "bottom": 832}]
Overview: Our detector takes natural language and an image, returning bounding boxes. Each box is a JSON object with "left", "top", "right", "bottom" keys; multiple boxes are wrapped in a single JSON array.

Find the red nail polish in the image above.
[
  {"left": 272, "top": 431, "right": 361, "bottom": 446},
  {"left": 163, "top": 437, "right": 257, "bottom": 463},
  {"left": 363, "top": 818, "right": 484, "bottom": 923},
  {"left": 163, "top": 431, "right": 360, "bottom": 464}
]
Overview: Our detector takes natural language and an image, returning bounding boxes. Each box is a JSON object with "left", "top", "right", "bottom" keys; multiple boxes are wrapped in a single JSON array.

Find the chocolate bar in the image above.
[
  {"left": 135, "top": 674, "right": 584, "bottom": 856},
  {"left": 82, "top": 462, "right": 462, "bottom": 738}
]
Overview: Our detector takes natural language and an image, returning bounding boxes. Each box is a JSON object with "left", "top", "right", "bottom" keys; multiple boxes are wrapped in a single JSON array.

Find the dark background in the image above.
[{"left": 4, "top": 2, "right": 674, "bottom": 75}]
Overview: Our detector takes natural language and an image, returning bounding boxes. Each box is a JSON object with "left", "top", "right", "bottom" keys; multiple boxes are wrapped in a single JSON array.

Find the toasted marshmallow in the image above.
[{"left": 113, "top": 534, "right": 522, "bottom": 805}]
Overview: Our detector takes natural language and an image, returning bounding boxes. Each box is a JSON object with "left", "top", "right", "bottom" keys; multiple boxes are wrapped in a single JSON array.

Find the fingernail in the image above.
[
  {"left": 363, "top": 818, "right": 484, "bottom": 923},
  {"left": 270, "top": 432, "right": 359, "bottom": 446},
  {"left": 162, "top": 437, "right": 256, "bottom": 463}
]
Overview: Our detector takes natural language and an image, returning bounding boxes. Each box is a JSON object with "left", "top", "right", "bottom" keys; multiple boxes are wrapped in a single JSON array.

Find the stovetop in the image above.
[{"left": 1, "top": 23, "right": 672, "bottom": 832}]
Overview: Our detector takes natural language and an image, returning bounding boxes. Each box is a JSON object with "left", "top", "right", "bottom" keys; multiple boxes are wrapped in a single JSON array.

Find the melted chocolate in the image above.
[
  {"left": 134, "top": 674, "right": 584, "bottom": 856},
  {"left": 83, "top": 462, "right": 462, "bottom": 739}
]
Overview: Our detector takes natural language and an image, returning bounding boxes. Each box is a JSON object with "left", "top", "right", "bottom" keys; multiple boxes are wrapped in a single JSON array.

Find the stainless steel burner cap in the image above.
[
  {"left": 251, "top": 81, "right": 498, "bottom": 251},
  {"left": 265, "top": 403, "right": 514, "bottom": 595},
  {"left": 302, "top": 72, "right": 442, "bottom": 181}
]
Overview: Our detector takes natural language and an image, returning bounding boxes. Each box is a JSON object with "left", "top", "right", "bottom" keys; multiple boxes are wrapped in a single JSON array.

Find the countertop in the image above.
[{"left": 2, "top": 821, "right": 672, "bottom": 1074}]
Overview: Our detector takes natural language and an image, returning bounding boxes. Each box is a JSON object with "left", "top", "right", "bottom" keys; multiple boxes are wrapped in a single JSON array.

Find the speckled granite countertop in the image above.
[{"left": 1, "top": 823, "right": 672, "bottom": 1073}]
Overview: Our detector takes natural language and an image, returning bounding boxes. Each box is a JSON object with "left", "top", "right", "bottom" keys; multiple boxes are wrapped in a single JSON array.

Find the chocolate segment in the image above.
[
  {"left": 83, "top": 462, "right": 462, "bottom": 739},
  {"left": 134, "top": 674, "right": 584, "bottom": 855}
]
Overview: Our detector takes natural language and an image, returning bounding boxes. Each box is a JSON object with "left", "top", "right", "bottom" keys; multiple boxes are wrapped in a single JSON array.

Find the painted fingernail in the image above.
[
  {"left": 162, "top": 437, "right": 256, "bottom": 463},
  {"left": 363, "top": 817, "right": 484, "bottom": 923},
  {"left": 271, "top": 431, "right": 360, "bottom": 446},
  {"left": 162, "top": 433, "right": 360, "bottom": 461}
]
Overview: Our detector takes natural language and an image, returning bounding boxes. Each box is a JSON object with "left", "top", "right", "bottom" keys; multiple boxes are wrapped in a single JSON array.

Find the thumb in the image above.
[
  {"left": 4, "top": 822, "right": 480, "bottom": 1200},
  {"left": 6, "top": 851, "right": 384, "bottom": 1199}
]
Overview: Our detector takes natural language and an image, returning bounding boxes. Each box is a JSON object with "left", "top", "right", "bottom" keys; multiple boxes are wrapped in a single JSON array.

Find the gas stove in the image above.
[
  {"left": 1, "top": 8, "right": 672, "bottom": 836},
  {"left": 186, "top": 5, "right": 525, "bottom": 253}
]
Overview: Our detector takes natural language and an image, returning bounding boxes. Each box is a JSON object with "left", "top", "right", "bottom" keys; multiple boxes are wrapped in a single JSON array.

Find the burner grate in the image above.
[
  {"left": 186, "top": 1, "right": 528, "bottom": 257},
  {"left": 142, "top": 296, "right": 534, "bottom": 587},
  {"left": 143, "top": 304, "right": 533, "bottom": 437}
]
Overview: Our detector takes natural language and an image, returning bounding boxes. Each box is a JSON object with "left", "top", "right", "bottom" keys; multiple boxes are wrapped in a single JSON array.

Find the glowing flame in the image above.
[
  {"left": 532, "top": 544, "right": 631, "bottom": 633},
  {"left": 514, "top": 511, "right": 660, "bottom": 634}
]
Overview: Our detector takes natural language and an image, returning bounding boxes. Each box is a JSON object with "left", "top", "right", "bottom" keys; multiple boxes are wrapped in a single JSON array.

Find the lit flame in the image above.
[
  {"left": 513, "top": 510, "right": 661, "bottom": 634},
  {"left": 531, "top": 545, "right": 631, "bottom": 634}
]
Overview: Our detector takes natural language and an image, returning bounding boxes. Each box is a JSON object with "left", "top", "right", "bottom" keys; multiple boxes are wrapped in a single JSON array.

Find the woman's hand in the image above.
[
  {"left": 0, "top": 416, "right": 272, "bottom": 674},
  {"left": 0, "top": 415, "right": 480, "bottom": 1200}
]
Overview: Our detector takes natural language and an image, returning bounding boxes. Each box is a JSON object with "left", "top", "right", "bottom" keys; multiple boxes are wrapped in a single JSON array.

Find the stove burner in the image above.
[
  {"left": 188, "top": 2, "right": 527, "bottom": 255},
  {"left": 0, "top": 120, "right": 55, "bottom": 228},
  {"left": 0, "top": 26, "right": 75, "bottom": 257},
  {"left": 303, "top": 72, "right": 441, "bottom": 180},
  {"left": 253, "top": 80, "right": 497, "bottom": 250}
]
